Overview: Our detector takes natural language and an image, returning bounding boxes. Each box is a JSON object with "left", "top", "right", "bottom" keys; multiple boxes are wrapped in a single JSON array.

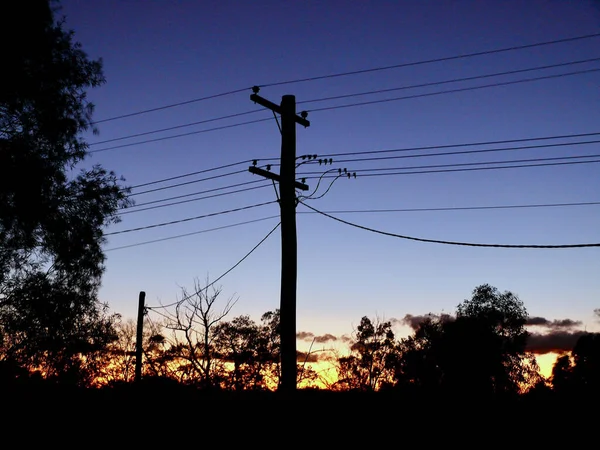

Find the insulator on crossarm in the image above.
[
  {"left": 338, "top": 168, "right": 342, "bottom": 175},
  {"left": 252, "top": 160, "right": 257, "bottom": 166},
  {"left": 353, "top": 172, "right": 357, "bottom": 178},
  {"left": 343, "top": 168, "right": 347, "bottom": 173},
  {"left": 328, "top": 158, "right": 333, "bottom": 165},
  {"left": 266, "top": 164, "right": 271, "bottom": 171}
]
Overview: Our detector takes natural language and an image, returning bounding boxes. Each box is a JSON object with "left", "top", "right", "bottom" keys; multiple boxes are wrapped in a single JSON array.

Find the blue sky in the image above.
[{"left": 59, "top": 0, "right": 599, "bottom": 349}]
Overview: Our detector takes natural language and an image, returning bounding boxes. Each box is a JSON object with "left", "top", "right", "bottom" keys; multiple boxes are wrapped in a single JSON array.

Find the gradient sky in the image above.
[{"left": 58, "top": 0, "right": 599, "bottom": 365}]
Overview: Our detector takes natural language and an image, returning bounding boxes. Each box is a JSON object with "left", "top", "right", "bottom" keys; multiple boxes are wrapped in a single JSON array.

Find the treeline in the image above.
[{"left": 1, "top": 283, "right": 598, "bottom": 403}]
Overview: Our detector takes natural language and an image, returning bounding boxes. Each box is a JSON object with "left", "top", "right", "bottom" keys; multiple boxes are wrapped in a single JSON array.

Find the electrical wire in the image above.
[
  {"left": 146, "top": 221, "right": 281, "bottom": 310},
  {"left": 299, "top": 139, "right": 600, "bottom": 170},
  {"left": 299, "top": 201, "right": 600, "bottom": 249},
  {"left": 259, "top": 32, "right": 600, "bottom": 88},
  {"left": 105, "top": 215, "right": 280, "bottom": 251},
  {"left": 129, "top": 169, "right": 247, "bottom": 197},
  {"left": 106, "top": 201, "right": 600, "bottom": 252},
  {"left": 297, "top": 57, "right": 600, "bottom": 105},
  {"left": 319, "top": 131, "right": 600, "bottom": 158},
  {"left": 298, "top": 202, "right": 600, "bottom": 214},
  {"left": 129, "top": 160, "right": 253, "bottom": 189},
  {"left": 90, "top": 32, "right": 600, "bottom": 124},
  {"left": 89, "top": 117, "right": 273, "bottom": 153},
  {"left": 119, "top": 180, "right": 267, "bottom": 210},
  {"left": 91, "top": 87, "right": 250, "bottom": 124},
  {"left": 118, "top": 183, "right": 271, "bottom": 215},
  {"left": 90, "top": 109, "right": 263, "bottom": 146},
  {"left": 90, "top": 58, "right": 599, "bottom": 149},
  {"left": 105, "top": 201, "right": 277, "bottom": 236},
  {"left": 298, "top": 154, "right": 600, "bottom": 176},
  {"left": 301, "top": 159, "right": 600, "bottom": 179},
  {"left": 306, "top": 68, "right": 600, "bottom": 113},
  {"left": 88, "top": 69, "right": 600, "bottom": 155}
]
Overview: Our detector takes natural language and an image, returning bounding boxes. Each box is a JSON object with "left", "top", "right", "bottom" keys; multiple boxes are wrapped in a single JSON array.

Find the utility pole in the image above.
[
  {"left": 135, "top": 291, "right": 145, "bottom": 383},
  {"left": 249, "top": 87, "right": 310, "bottom": 392}
]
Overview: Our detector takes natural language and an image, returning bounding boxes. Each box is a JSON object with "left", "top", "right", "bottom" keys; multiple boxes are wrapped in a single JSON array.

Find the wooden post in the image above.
[{"left": 135, "top": 291, "right": 145, "bottom": 383}]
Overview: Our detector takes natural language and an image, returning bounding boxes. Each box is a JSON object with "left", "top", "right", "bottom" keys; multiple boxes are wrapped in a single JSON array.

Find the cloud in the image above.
[
  {"left": 527, "top": 330, "right": 588, "bottom": 354},
  {"left": 526, "top": 317, "right": 582, "bottom": 329},
  {"left": 296, "top": 331, "right": 314, "bottom": 341},
  {"left": 297, "top": 350, "right": 334, "bottom": 363},
  {"left": 314, "top": 334, "right": 337, "bottom": 343},
  {"left": 595, "top": 309, "right": 600, "bottom": 320},
  {"left": 297, "top": 332, "right": 338, "bottom": 343},
  {"left": 401, "top": 313, "right": 454, "bottom": 330}
]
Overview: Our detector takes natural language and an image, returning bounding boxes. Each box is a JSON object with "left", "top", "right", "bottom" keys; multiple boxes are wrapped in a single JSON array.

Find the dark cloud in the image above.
[
  {"left": 526, "top": 317, "right": 582, "bottom": 329},
  {"left": 296, "top": 351, "right": 320, "bottom": 363},
  {"left": 314, "top": 334, "right": 337, "bottom": 343},
  {"left": 296, "top": 331, "right": 314, "bottom": 341},
  {"left": 297, "top": 332, "right": 338, "bottom": 343},
  {"left": 401, "top": 313, "right": 454, "bottom": 331},
  {"left": 527, "top": 330, "right": 588, "bottom": 354}
]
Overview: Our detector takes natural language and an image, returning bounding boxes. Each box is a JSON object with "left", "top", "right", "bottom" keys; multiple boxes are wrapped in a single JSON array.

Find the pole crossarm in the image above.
[
  {"left": 248, "top": 166, "right": 309, "bottom": 191},
  {"left": 250, "top": 92, "right": 311, "bottom": 128}
]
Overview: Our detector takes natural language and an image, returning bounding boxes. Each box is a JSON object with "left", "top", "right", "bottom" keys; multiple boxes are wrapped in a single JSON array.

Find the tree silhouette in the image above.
[
  {"left": 393, "top": 285, "right": 540, "bottom": 398},
  {"left": 571, "top": 332, "right": 600, "bottom": 394},
  {"left": 0, "top": 0, "right": 131, "bottom": 382},
  {"left": 334, "top": 316, "right": 396, "bottom": 391},
  {"left": 159, "top": 279, "right": 236, "bottom": 387},
  {"left": 552, "top": 332, "right": 600, "bottom": 397},
  {"left": 214, "top": 315, "right": 265, "bottom": 390}
]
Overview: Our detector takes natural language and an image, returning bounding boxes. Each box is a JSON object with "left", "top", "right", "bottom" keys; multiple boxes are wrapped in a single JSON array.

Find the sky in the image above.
[{"left": 58, "top": 0, "right": 600, "bottom": 374}]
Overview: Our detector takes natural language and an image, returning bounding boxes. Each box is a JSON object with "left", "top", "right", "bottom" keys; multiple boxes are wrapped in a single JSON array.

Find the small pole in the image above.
[{"left": 135, "top": 291, "right": 145, "bottom": 383}]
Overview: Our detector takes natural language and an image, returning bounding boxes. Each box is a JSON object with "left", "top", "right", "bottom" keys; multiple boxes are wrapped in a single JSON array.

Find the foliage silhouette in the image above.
[
  {"left": 392, "top": 284, "right": 540, "bottom": 399},
  {"left": 334, "top": 316, "right": 396, "bottom": 391},
  {"left": 0, "top": 0, "right": 131, "bottom": 383},
  {"left": 550, "top": 332, "right": 600, "bottom": 398}
]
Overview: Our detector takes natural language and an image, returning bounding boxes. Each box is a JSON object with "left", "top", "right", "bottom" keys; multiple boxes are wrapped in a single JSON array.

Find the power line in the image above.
[
  {"left": 90, "top": 57, "right": 599, "bottom": 149},
  {"left": 107, "top": 201, "right": 600, "bottom": 252},
  {"left": 129, "top": 169, "right": 247, "bottom": 197},
  {"left": 87, "top": 32, "right": 600, "bottom": 134},
  {"left": 118, "top": 184, "right": 271, "bottom": 215},
  {"left": 92, "top": 87, "right": 250, "bottom": 124},
  {"left": 298, "top": 154, "right": 600, "bottom": 176},
  {"left": 105, "top": 201, "right": 277, "bottom": 236},
  {"left": 88, "top": 68, "right": 600, "bottom": 155},
  {"left": 299, "top": 139, "right": 600, "bottom": 169},
  {"left": 299, "top": 201, "right": 600, "bottom": 249},
  {"left": 319, "top": 131, "right": 600, "bottom": 158},
  {"left": 121, "top": 131, "right": 600, "bottom": 193},
  {"left": 120, "top": 180, "right": 266, "bottom": 210},
  {"left": 297, "top": 57, "right": 600, "bottom": 105},
  {"left": 146, "top": 221, "right": 281, "bottom": 310},
  {"left": 90, "top": 109, "right": 263, "bottom": 146},
  {"left": 260, "top": 32, "right": 600, "bottom": 88},
  {"left": 307, "top": 68, "right": 600, "bottom": 113},
  {"left": 129, "top": 160, "right": 253, "bottom": 190},
  {"left": 89, "top": 117, "right": 273, "bottom": 153},
  {"left": 302, "top": 159, "right": 600, "bottom": 179},
  {"left": 302, "top": 202, "right": 600, "bottom": 214},
  {"left": 105, "top": 216, "right": 280, "bottom": 251}
]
